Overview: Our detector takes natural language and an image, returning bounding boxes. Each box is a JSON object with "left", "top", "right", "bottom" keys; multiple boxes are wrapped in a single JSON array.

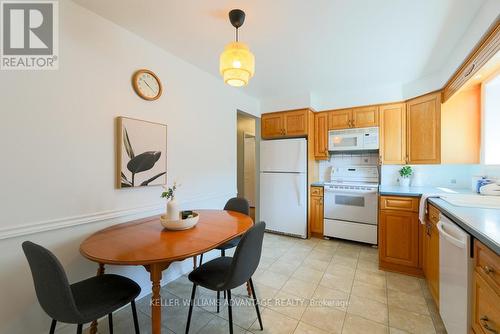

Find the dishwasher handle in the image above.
[{"left": 437, "top": 220, "right": 466, "bottom": 249}]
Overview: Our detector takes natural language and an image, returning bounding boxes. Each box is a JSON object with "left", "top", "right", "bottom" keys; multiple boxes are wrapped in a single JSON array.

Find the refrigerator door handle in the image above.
[{"left": 295, "top": 175, "right": 302, "bottom": 207}]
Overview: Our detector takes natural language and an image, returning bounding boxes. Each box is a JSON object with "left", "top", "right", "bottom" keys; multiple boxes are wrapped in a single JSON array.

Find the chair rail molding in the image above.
[{"left": 0, "top": 191, "right": 235, "bottom": 240}]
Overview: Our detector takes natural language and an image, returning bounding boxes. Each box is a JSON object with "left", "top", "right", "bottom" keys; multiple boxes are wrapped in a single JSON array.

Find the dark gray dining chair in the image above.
[
  {"left": 22, "top": 241, "right": 141, "bottom": 334},
  {"left": 198, "top": 197, "right": 250, "bottom": 266},
  {"left": 185, "top": 221, "right": 265, "bottom": 334}
]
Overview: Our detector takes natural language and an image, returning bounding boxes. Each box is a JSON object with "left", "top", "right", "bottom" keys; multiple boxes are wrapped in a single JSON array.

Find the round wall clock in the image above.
[{"left": 132, "top": 69, "right": 163, "bottom": 101}]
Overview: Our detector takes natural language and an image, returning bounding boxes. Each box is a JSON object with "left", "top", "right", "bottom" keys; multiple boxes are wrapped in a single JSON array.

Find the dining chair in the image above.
[
  {"left": 198, "top": 197, "right": 250, "bottom": 266},
  {"left": 22, "top": 241, "right": 141, "bottom": 334},
  {"left": 185, "top": 221, "right": 265, "bottom": 334}
]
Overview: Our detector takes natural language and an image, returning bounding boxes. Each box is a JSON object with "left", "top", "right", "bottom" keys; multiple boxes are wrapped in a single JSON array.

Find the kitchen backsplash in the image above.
[
  {"left": 318, "top": 152, "right": 379, "bottom": 181},
  {"left": 318, "top": 152, "right": 500, "bottom": 188}
]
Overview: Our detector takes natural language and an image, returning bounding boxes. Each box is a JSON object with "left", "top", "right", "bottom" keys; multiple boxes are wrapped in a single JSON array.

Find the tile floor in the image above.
[{"left": 91, "top": 233, "right": 446, "bottom": 334}]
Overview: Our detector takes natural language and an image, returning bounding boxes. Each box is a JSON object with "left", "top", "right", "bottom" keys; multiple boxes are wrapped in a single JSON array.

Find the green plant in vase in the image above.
[{"left": 399, "top": 165, "right": 413, "bottom": 187}]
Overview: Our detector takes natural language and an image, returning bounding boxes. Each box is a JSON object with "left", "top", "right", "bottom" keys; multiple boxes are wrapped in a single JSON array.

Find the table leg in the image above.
[
  {"left": 246, "top": 281, "right": 252, "bottom": 297},
  {"left": 89, "top": 263, "right": 105, "bottom": 334},
  {"left": 192, "top": 256, "right": 197, "bottom": 269},
  {"left": 145, "top": 263, "right": 169, "bottom": 334}
]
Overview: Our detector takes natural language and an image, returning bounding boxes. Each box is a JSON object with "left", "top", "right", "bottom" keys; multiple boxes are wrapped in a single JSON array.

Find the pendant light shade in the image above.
[
  {"left": 220, "top": 9, "right": 255, "bottom": 87},
  {"left": 220, "top": 41, "right": 255, "bottom": 87}
]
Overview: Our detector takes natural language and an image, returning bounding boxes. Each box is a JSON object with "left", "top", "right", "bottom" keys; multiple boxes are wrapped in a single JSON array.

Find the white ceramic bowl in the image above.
[{"left": 160, "top": 212, "right": 199, "bottom": 230}]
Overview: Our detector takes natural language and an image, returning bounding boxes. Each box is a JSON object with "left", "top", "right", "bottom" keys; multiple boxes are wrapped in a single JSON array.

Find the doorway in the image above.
[{"left": 237, "top": 111, "right": 259, "bottom": 222}]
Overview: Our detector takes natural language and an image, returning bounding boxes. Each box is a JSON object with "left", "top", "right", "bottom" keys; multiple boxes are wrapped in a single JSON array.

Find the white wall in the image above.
[{"left": 0, "top": 1, "right": 259, "bottom": 333}]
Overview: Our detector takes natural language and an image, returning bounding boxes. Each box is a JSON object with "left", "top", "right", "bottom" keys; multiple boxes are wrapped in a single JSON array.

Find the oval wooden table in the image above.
[{"left": 80, "top": 209, "right": 253, "bottom": 334}]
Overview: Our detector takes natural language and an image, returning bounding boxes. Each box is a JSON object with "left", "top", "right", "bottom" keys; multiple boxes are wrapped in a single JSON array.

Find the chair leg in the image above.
[
  {"left": 49, "top": 319, "right": 57, "bottom": 334},
  {"left": 76, "top": 324, "right": 83, "bottom": 334},
  {"left": 131, "top": 300, "right": 140, "bottom": 334},
  {"left": 108, "top": 313, "right": 113, "bottom": 334},
  {"left": 221, "top": 249, "right": 226, "bottom": 257},
  {"left": 216, "top": 290, "right": 220, "bottom": 313},
  {"left": 249, "top": 278, "right": 263, "bottom": 330},
  {"left": 185, "top": 284, "right": 197, "bottom": 334},
  {"left": 227, "top": 290, "right": 233, "bottom": 334},
  {"left": 199, "top": 253, "right": 203, "bottom": 265}
]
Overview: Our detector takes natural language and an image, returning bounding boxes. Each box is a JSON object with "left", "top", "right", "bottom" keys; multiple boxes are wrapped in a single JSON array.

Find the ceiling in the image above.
[{"left": 73, "top": 0, "right": 487, "bottom": 102}]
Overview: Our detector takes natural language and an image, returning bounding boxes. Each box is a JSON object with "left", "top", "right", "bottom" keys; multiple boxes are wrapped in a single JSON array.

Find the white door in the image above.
[
  {"left": 260, "top": 138, "right": 306, "bottom": 173},
  {"left": 260, "top": 172, "right": 307, "bottom": 238},
  {"left": 243, "top": 136, "right": 256, "bottom": 207}
]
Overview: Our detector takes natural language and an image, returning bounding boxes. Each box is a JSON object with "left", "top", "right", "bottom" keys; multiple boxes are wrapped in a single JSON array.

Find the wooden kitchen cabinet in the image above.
[
  {"left": 379, "top": 103, "right": 406, "bottom": 164},
  {"left": 423, "top": 204, "right": 440, "bottom": 307},
  {"left": 314, "top": 112, "right": 329, "bottom": 160},
  {"left": 472, "top": 239, "right": 500, "bottom": 334},
  {"left": 352, "top": 106, "right": 379, "bottom": 128},
  {"left": 261, "top": 109, "right": 309, "bottom": 139},
  {"left": 406, "top": 92, "right": 441, "bottom": 164},
  {"left": 310, "top": 186, "right": 324, "bottom": 237},
  {"left": 328, "top": 109, "right": 352, "bottom": 129},
  {"left": 379, "top": 196, "right": 423, "bottom": 276},
  {"left": 262, "top": 113, "right": 284, "bottom": 138}
]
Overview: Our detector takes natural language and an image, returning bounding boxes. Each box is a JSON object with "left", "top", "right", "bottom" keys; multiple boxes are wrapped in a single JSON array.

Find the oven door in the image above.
[
  {"left": 324, "top": 188, "right": 378, "bottom": 224},
  {"left": 328, "top": 133, "right": 363, "bottom": 151}
]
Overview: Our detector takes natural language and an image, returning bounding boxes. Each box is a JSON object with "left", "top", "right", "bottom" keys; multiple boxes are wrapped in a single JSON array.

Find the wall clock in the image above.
[{"left": 132, "top": 69, "right": 162, "bottom": 101}]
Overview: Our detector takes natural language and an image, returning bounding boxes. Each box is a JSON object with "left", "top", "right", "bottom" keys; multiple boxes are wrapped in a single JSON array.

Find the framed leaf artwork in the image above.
[{"left": 116, "top": 117, "right": 167, "bottom": 188}]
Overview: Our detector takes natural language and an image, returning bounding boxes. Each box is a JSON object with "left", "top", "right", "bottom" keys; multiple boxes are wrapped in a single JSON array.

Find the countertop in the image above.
[{"left": 378, "top": 185, "right": 500, "bottom": 255}]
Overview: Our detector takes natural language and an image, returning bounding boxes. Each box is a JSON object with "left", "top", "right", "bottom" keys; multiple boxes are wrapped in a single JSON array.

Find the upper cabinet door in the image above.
[
  {"left": 314, "top": 112, "right": 329, "bottom": 160},
  {"left": 284, "top": 109, "right": 308, "bottom": 136},
  {"left": 380, "top": 103, "right": 406, "bottom": 164},
  {"left": 352, "top": 106, "right": 379, "bottom": 128},
  {"left": 328, "top": 109, "right": 352, "bottom": 130},
  {"left": 262, "top": 113, "right": 284, "bottom": 139},
  {"left": 407, "top": 92, "right": 441, "bottom": 164}
]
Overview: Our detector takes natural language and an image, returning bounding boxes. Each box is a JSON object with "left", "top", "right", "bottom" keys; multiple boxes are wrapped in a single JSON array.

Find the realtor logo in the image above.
[{"left": 1, "top": 1, "right": 58, "bottom": 70}]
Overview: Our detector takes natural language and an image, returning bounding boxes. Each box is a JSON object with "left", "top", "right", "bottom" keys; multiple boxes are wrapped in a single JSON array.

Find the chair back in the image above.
[
  {"left": 22, "top": 241, "right": 80, "bottom": 322},
  {"left": 224, "top": 197, "right": 250, "bottom": 216},
  {"left": 222, "top": 221, "right": 265, "bottom": 289}
]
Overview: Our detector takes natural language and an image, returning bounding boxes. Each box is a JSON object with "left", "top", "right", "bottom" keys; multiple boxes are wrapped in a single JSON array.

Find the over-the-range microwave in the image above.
[{"left": 328, "top": 126, "right": 379, "bottom": 151}]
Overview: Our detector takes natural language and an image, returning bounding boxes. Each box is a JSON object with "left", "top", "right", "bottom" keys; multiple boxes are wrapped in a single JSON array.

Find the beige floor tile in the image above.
[
  {"left": 267, "top": 290, "right": 308, "bottom": 320},
  {"left": 319, "top": 272, "right": 353, "bottom": 294},
  {"left": 307, "top": 249, "right": 334, "bottom": 262},
  {"left": 326, "top": 263, "right": 356, "bottom": 278},
  {"left": 354, "top": 268, "right": 386, "bottom": 288},
  {"left": 388, "top": 306, "right": 435, "bottom": 334},
  {"left": 254, "top": 270, "right": 290, "bottom": 290},
  {"left": 282, "top": 277, "right": 318, "bottom": 299},
  {"left": 268, "top": 261, "right": 301, "bottom": 277},
  {"left": 350, "top": 280, "right": 387, "bottom": 304},
  {"left": 311, "top": 285, "right": 349, "bottom": 311},
  {"left": 292, "top": 266, "right": 324, "bottom": 284},
  {"left": 218, "top": 296, "right": 260, "bottom": 329},
  {"left": 258, "top": 256, "right": 277, "bottom": 270},
  {"left": 387, "top": 289, "right": 429, "bottom": 315},
  {"left": 293, "top": 322, "right": 329, "bottom": 334},
  {"left": 302, "top": 258, "right": 330, "bottom": 272},
  {"left": 386, "top": 273, "right": 422, "bottom": 295},
  {"left": 335, "top": 248, "right": 360, "bottom": 259},
  {"left": 342, "top": 314, "right": 389, "bottom": 334},
  {"left": 356, "top": 259, "right": 380, "bottom": 273},
  {"left": 347, "top": 294, "right": 388, "bottom": 325},
  {"left": 249, "top": 307, "right": 298, "bottom": 334},
  {"left": 301, "top": 305, "right": 346, "bottom": 333},
  {"left": 332, "top": 254, "right": 358, "bottom": 267},
  {"left": 199, "top": 316, "right": 248, "bottom": 334},
  {"left": 389, "top": 328, "right": 410, "bottom": 334}
]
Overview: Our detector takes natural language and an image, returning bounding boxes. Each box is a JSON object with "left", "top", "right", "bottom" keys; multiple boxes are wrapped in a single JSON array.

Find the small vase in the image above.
[
  {"left": 400, "top": 177, "right": 411, "bottom": 188},
  {"left": 166, "top": 198, "right": 180, "bottom": 221}
]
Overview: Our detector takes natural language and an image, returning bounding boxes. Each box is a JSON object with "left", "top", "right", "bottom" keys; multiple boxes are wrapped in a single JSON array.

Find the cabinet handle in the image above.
[
  {"left": 480, "top": 316, "right": 498, "bottom": 333},
  {"left": 482, "top": 265, "right": 495, "bottom": 275},
  {"left": 464, "top": 63, "right": 476, "bottom": 78}
]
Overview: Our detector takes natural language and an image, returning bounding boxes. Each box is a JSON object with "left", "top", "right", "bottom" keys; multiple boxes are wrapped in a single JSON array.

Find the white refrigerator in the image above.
[{"left": 260, "top": 138, "right": 307, "bottom": 238}]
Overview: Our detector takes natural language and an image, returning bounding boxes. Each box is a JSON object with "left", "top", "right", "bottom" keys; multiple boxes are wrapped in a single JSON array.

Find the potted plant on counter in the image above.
[{"left": 399, "top": 166, "right": 413, "bottom": 188}]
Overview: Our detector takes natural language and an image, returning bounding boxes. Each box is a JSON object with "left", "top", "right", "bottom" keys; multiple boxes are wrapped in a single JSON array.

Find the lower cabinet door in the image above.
[
  {"left": 379, "top": 210, "right": 419, "bottom": 268},
  {"left": 310, "top": 195, "right": 323, "bottom": 236},
  {"left": 472, "top": 271, "right": 500, "bottom": 334}
]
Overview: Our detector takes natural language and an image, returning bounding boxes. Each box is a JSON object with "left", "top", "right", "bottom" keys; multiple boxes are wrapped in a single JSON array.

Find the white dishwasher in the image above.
[{"left": 437, "top": 214, "right": 472, "bottom": 334}]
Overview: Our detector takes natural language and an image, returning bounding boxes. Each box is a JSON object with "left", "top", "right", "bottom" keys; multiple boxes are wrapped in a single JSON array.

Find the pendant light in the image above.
[{"left": 219, "top": 9, "right": 255, "bottom": 87}]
